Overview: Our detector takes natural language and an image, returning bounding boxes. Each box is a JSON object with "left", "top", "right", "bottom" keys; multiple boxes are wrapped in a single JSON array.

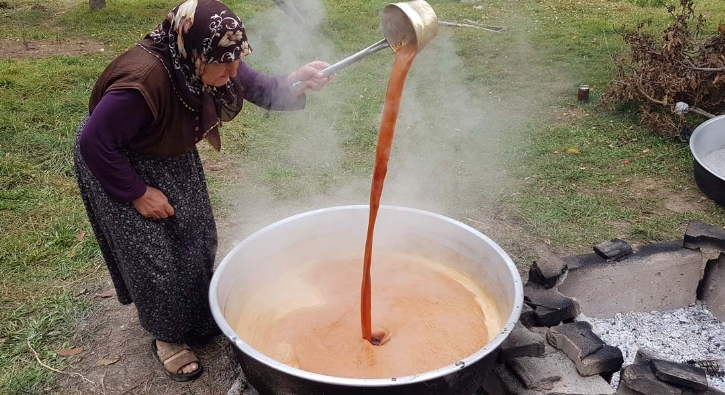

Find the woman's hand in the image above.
[
  {"left": 132, "top": 186, "right": 175, "bottom": 220},
  {"left": 288, "top": 61, "right": 332, "bottom": 92}
]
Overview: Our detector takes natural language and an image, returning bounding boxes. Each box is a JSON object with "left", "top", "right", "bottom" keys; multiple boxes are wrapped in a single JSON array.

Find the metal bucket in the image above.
[
  {"left": 291, "top": 0, "right": 438, "bottom": 91},
  {"left": 381, "top": 0, "right": 438, "bottom": 53},
  {"left": 209, "top": 205, "right": 523, "bottom": 395},
  {"left": 690, "top": 115, "right": 725, "bottom": 206}
]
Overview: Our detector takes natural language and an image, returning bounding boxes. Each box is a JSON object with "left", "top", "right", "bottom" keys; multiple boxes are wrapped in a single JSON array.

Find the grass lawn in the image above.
[{"left": 2, "top": 0, "right": 725, "bottom": 393}]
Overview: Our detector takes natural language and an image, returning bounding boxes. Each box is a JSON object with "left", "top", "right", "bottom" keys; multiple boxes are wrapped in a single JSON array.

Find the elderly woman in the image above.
[{"left": 73, "top": 0, "right": 330, "bottom": 382}]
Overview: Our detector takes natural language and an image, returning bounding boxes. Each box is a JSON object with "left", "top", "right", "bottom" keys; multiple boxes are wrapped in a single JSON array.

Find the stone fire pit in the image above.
[{"left": 228, "top": 220, "right": 725, "bottom": 395}]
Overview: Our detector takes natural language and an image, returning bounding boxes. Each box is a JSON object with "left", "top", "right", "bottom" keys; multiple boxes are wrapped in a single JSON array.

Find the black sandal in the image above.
[{"left": 151, "top": 339, "right": 204, "bottom": 382}]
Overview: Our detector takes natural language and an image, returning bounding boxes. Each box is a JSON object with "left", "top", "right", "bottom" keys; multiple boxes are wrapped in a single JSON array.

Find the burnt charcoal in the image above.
[
  {"left": 684, "top": 220, "right": 725, "bottom": 252},
  {"left": 593, "top": 238, "right": 633, "bottom": 261},
  {"left": 650, "top": 359, "right": 709, "bottom": 392},
  {"left": 528, "top": 255, "right": 568, "bottom": 289},
  {"left": 687, "top": 358, "right": 725, "bottom": 377}
]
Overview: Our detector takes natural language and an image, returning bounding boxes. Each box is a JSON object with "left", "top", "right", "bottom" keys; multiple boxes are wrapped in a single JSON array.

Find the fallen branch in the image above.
[
  {"left": 679, "top": 59, "right": 725, "bottom": 72},
  {"left": 439, "top": 20, "right": 506, "bottom": 33},
  {"left": 27, "top": 340, "right": 94, "bottom": 385},
  {"left": 689, "top": 106, "right": 717, "bottom": 118},
  {"left": 637, "top": 84, "right": 716, "bottom": 118},
  {"left": 636, "top": 84, "right": 667, "bottom": 105},
  {"left": 688, "top": 66, "right": 725, "bottom": 72}
]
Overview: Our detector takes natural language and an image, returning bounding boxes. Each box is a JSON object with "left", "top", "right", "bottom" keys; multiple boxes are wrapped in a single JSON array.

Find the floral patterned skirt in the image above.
[{"left": 73, "top": 117, "right": 220, "bottom": 342}]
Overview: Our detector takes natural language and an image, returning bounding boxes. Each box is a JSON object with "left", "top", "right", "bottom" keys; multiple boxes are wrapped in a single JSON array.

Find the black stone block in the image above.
[
  {"left": 650, "top": 359, "right": 709, "bottom": 392},
  {"left": 593, "top": 238, "right": 633, "bottom": 261},
  {"left": 518, "top": 303, "right": 537, "bottom": 328},
  {"left": 634, "top": 348, "right": 664, "bottom": 364},
  {"left": 528, "top": 255, "right": 568, "bottom": 289},
  {"left": 620, "top": 363, "right": 683, "bottom": 395},
  {"left": 549, "top": 321, "right": 624, "bottom": 376},
  {"left": 684, "top": 220, "right": 725, "bottom": 252},
  {"left": 561, "top": 252, "right": 607, "bottom": 271},
  {"left": 506, "top": 357, "right": 561, "bottom": 390},
  {"left": 581, "top": 345, "right": 624, "bottom": 377},
  {"left": 600, "top": 371, "right": 613, "bottom": 384},
  {"left": 547, "top": 321, "right": 605, "bottom": 360},
  {"left": 684, "top": 389, "right": 725, "bottom": 395},
  {"left": 499, "top": 324, "right": 545, "bottom": 361},
  {"left": 524, "top": 283, "right": 580, "bottom": 327}
]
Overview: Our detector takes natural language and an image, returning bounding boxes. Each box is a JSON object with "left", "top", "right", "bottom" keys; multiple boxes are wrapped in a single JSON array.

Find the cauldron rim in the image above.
[{"left": 209, "top": 205, "right": 524, "bottom": 387}]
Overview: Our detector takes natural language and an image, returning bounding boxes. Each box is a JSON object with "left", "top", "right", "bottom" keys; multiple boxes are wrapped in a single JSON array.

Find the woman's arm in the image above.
[
  {"left": 78, "top": 89, "right": 152, "bottom": 202},
  {"left": 236, "top": 60, "right": 330, "bottom": 111},
  {"left": 80, "top": 89, "right": 175, "bottom": 219}
]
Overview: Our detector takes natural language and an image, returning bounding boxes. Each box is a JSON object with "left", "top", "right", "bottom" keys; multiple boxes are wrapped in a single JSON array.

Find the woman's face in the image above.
[{"left": 201, "top": 59, "right": 241, "bottom": 87}]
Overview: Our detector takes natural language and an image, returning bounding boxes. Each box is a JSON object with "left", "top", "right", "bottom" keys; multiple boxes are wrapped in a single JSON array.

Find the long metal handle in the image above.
[{"left": 291, "top": 38, "right": 390, "bottom": 91}]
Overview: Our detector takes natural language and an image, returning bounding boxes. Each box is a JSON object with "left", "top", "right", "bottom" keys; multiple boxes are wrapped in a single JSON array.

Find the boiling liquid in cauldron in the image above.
[{"left": 233, "top": 253, "right": 502, "bottom": 379}]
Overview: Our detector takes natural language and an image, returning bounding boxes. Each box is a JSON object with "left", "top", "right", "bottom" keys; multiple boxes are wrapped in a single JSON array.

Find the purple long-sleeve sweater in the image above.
[{"left": 79, "top": 62, "right": 303, "bottom": 203}]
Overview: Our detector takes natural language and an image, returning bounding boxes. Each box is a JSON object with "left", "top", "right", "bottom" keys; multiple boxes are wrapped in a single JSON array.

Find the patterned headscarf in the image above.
[{"left": 137, "top": 0, "right": 252, "bottom": 151}]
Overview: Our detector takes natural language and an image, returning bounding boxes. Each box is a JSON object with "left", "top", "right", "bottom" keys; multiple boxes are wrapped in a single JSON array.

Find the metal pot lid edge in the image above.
[{"left": 690, "top": 115, "right": 725, "bottom": 183}]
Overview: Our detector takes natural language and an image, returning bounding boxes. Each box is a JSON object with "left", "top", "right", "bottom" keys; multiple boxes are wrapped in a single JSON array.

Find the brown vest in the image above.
[{"left": 89, "top": 46, "right": 201, "bottom": 157}]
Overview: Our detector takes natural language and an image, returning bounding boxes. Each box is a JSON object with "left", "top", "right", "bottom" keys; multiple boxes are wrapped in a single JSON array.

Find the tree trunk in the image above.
[{"left": 89, "top": 0, "right": 106, "bottom": 10}]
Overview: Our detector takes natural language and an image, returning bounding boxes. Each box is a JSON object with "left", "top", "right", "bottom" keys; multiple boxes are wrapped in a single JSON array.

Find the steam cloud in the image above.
[{"left": 221, "top": 2, "right": 533, "bottom": 250}]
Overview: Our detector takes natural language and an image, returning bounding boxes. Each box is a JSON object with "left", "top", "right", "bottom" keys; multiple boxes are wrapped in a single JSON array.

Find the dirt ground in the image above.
[
  {"left": 55, "top": 218, "right": 244, "bottom": 395},
  {"left": 0, "top": 38, "right": 106, "bottom": 59},
  {"left": 55, "top": 289, "right": 240, "bottom": 395}
]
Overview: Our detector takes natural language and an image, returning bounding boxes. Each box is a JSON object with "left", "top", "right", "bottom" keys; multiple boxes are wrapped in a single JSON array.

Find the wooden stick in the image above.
[
  {"left": 679, "top": 58, "right": 725, "bottom": 72},
  {"left": 27, "top": 340, "right": 94, "bottom": 385},
  {"left": 636, "top": 84, "right": 717, "bottom": 119},
  {"left": 439, "top": 21, "right": 506, "bottom": 33},
  {"left": 689, "top": 66, "right": 725, "bottom": 72},
  {"left": 463, "top": 19, "right": 508, "bottom": 31},
  {"left": 690, "top": 106, "right": 717, "bottom": 118},
  {"left": 636, "top": 84, "right": 667, "bottom": 105}
]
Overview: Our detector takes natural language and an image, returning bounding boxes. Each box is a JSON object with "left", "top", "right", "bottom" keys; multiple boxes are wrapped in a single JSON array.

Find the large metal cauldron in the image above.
[
  {"left": 209, "top": 205, "right": 523, "bottom": 395},
  {"left": 690, "top": 115, "right": 725, "bottom": 206}
]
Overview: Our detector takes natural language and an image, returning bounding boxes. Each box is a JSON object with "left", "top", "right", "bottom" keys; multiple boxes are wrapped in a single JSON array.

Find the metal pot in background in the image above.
[
  {"left": 209, "top": 205, "right": 524, "bottom": 395},
  {"left": 689, "top": 115, "right": 725, "bottom": 206}
]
